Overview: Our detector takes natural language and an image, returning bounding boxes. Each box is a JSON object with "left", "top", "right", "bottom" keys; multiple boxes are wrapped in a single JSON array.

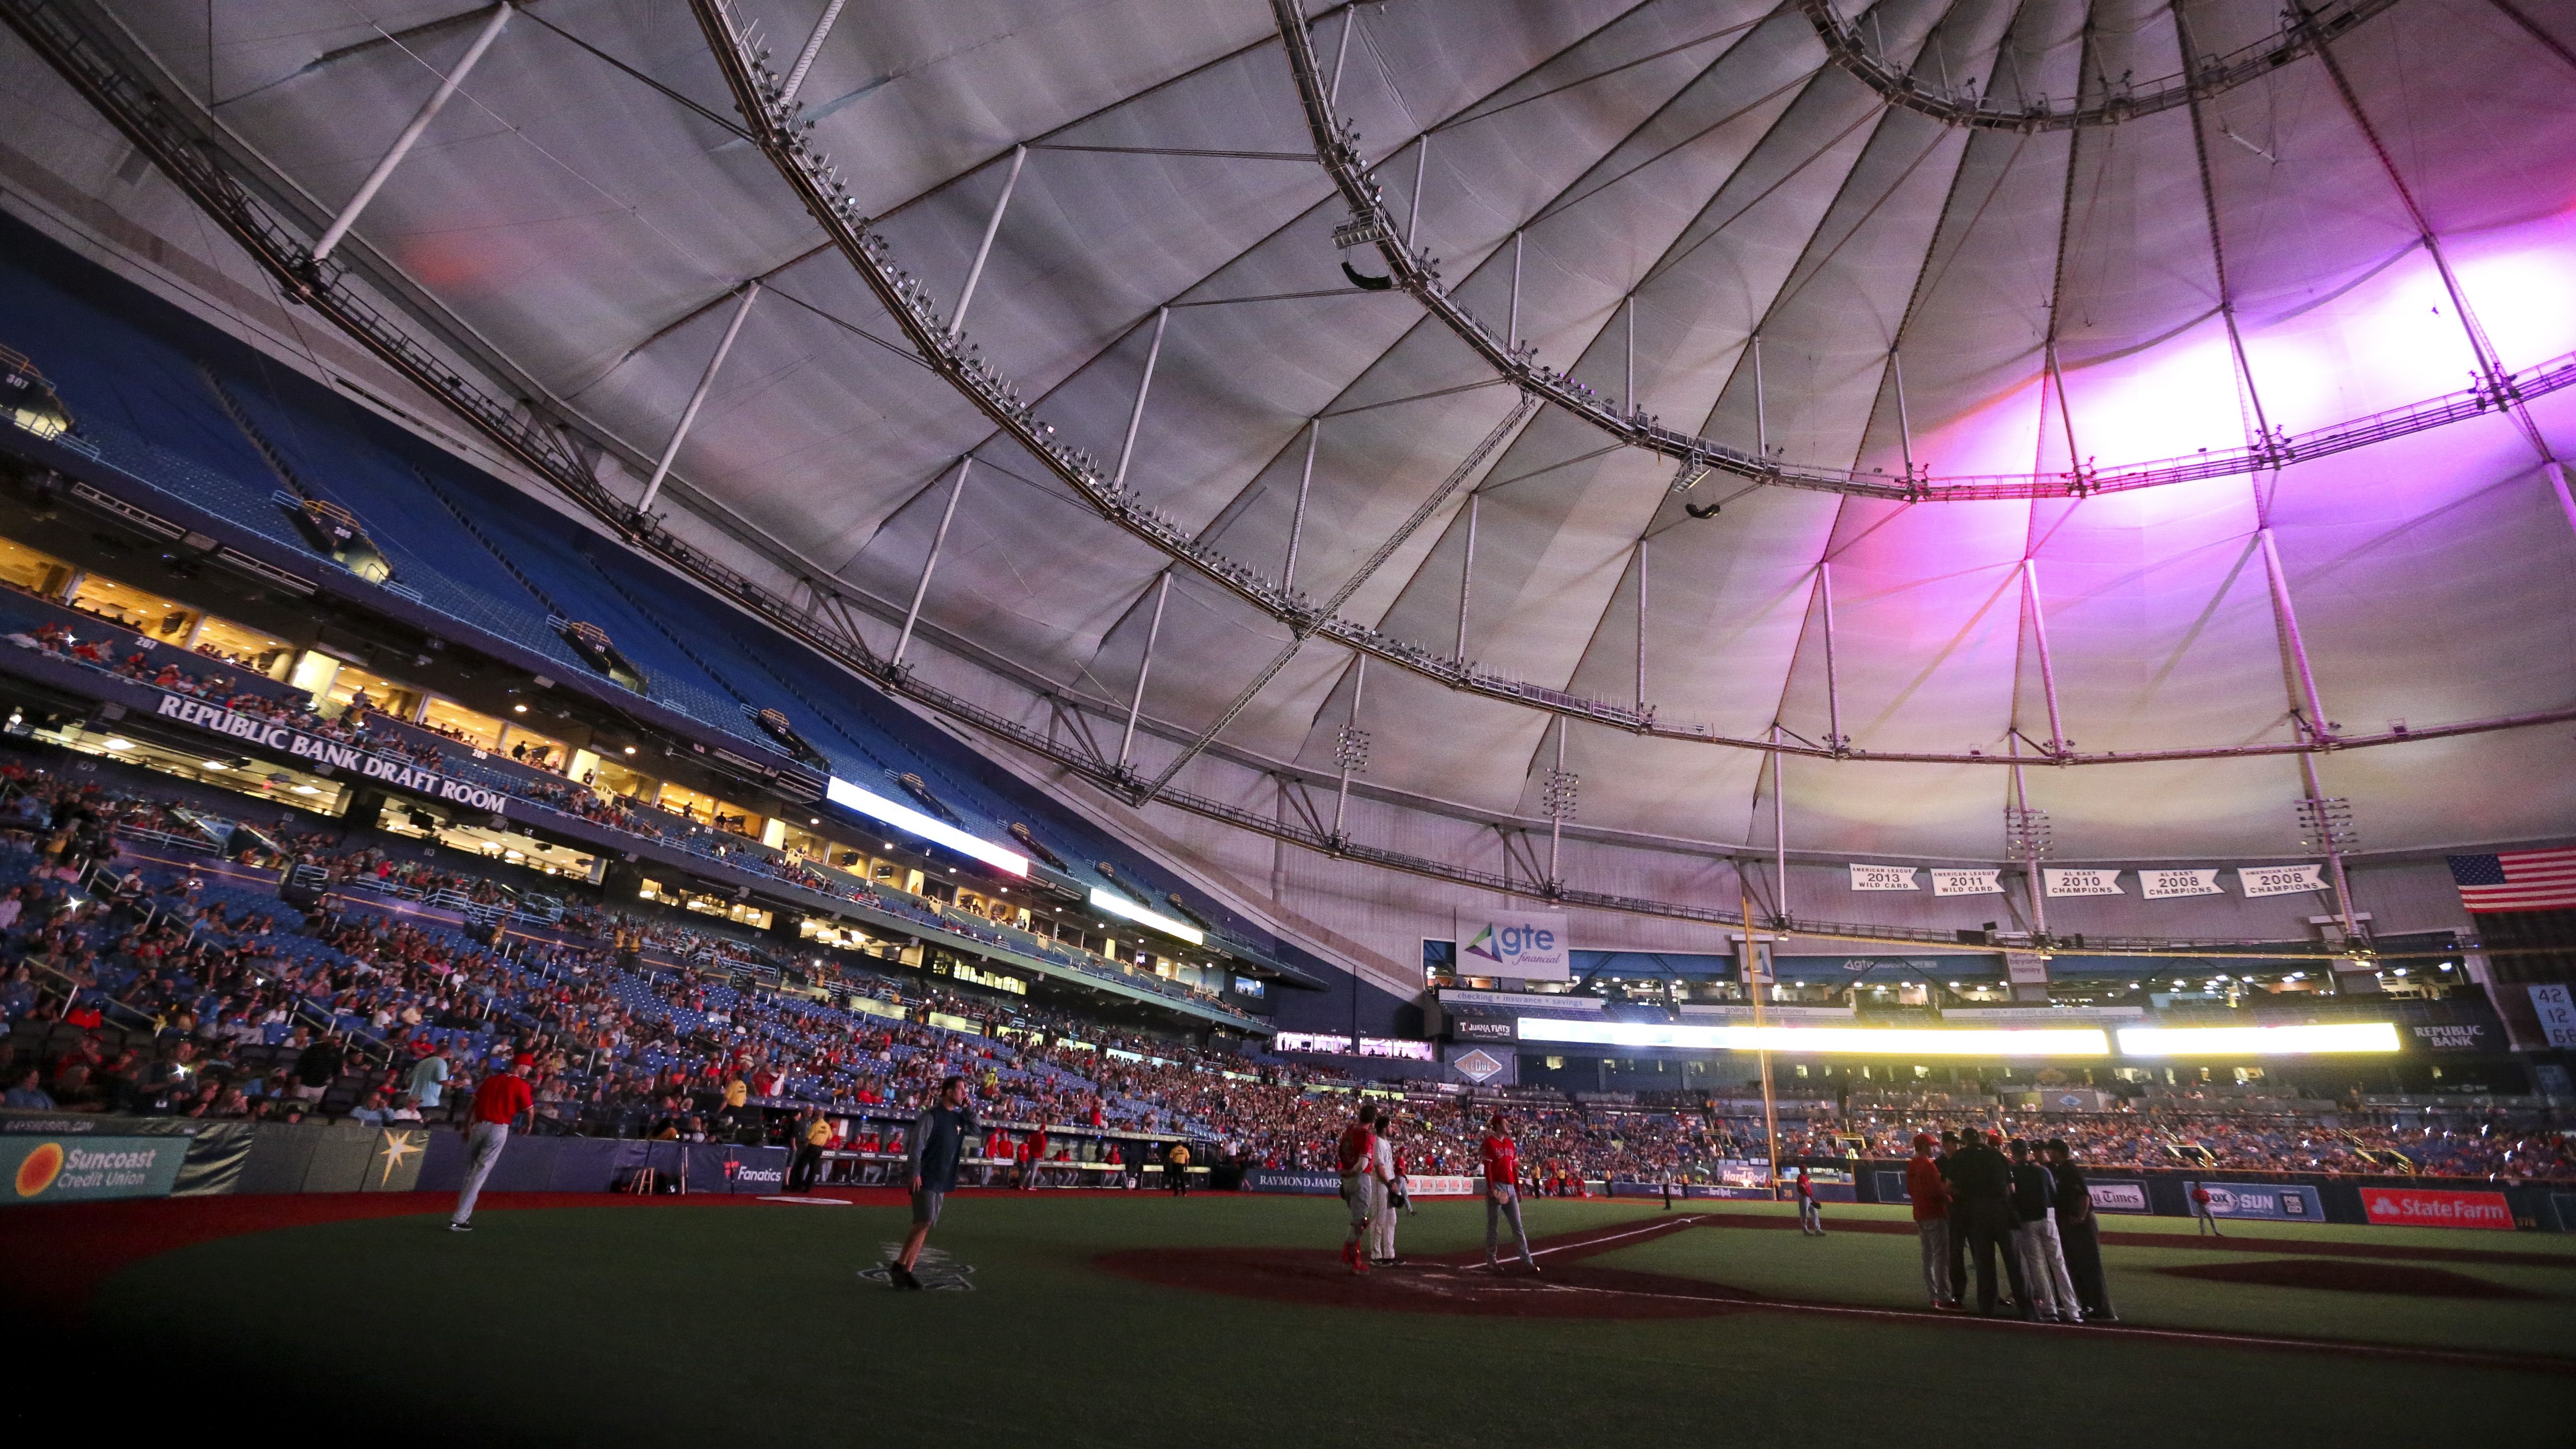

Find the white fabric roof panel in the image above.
[{"left": 53, "top": 0, "right": 2576, "bottom": 865}]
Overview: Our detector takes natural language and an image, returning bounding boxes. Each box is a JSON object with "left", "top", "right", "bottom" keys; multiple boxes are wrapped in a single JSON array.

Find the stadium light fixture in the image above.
[
  {"left": 825, "top": 776, "right": 1027, "bottom": 877},
  {"left": 1087, "top": 887, "right": 1205, "bottom": 946},
  {"left": 2114, "top": 1023, "right": 2401, "bottom": 1056},
  {"left": 1514, "top": 1016, "right": 2107, "bottom": 1057}
]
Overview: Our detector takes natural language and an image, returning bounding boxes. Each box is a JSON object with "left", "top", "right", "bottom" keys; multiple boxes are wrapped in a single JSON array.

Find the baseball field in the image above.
[{"left": 5, "top": 1189, "right": 2569, "bottom": 1446}]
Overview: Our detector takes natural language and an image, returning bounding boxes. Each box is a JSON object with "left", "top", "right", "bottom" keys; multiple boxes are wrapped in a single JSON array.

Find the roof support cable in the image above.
[
  {"left": 778, "top": 0, "right": 846, "bottom": 105},
  {"left": 891, "top": 457, "right": 970, "bottom": 670},
  {"left": 1116, "top": 571, "right": 1173, "bottom": 773},
  {"left": 1330, "top": 656, "right": 1367, "bottom": 844},
  {"left": 1284, "top": 419, "right": 1318, "bottom": 593},
  {"left": 951, "top": 145, "right": 1026, "bottom": 340},
  {"left": 2171, "top": 0, "right": 2280, "bottom": 468},
  {"left": 638, "top": 281, "right": 758, "bottom": 514},
  {"left": 311, "top": 0, "right": 511, "bottom": 262},
  {"left": 1817, "top": 561, "right": 1845, "bottom": 754},
  {"left": 2303, "top": 4, "right": 2559, "bottom": 473},
  {"left": 1111, "top": 307, "right": 1168, "bottom": 493}
]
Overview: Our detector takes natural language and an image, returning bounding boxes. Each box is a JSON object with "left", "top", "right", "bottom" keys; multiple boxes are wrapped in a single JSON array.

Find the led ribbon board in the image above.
[
  {"left": 1515, "top": 1017, "right": 2109, "bottom": 1057},
  {"left": 1087, "top": 886, "right": 1205, "bottom": 946},
  {"left": 824, "top": 777, "right": 1028, "bottom": 878},
  {"left": 2114, "top": 1022, "right": 2401, "bottom": 1056}
]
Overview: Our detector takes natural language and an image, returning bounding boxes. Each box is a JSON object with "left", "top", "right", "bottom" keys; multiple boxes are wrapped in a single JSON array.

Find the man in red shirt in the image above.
[
  {"left": 1336, "top": 1103, "right": 1381, "bottom": 1274},
  {"left": 449, "top": 1054, "right": 535, "bottom": 1233},
  {"left": 1481, "top": 1113, "right": 1537, "bottom": 1273},
  {"left": 1905, "top": 1132, "right": 1956, "bottom": 1308}
]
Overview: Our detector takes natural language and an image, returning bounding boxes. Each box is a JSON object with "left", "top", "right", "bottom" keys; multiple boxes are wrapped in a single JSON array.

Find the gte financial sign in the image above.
[{"left": 1457, "top": 909, "right": 1571, "bottom": 982}]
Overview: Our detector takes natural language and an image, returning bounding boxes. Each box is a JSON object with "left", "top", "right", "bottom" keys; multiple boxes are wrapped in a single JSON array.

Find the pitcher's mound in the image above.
[
  {"left": 2157, "top": 1258, "right": 2546, "bottom": 1299},
  {"left": 1095, "top": 1247, "right": 1764, "bottom": 1318}
]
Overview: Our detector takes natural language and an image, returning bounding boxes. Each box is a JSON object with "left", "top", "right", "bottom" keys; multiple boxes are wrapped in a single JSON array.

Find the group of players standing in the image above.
[
  {"left": 1903, "top": 1127, "right": 2117, "bottom": 1322},
  {"left": 1333, "top": 1102, "right": 1539, "bottom": 1275}
]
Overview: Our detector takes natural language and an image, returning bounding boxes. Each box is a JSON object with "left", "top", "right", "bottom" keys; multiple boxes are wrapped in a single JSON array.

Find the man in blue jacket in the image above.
[{"left": 891, "top": 1075, "right": 977, "bottom": 1290}]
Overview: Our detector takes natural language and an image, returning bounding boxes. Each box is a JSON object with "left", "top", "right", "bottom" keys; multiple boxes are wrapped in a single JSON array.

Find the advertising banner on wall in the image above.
[
  {"left": 2238, "top": 864, "right": 2328, "bottom": 898},
  {"left": 1848, "top": 864, "right": 1919, "bottom": 891},
  {"left": 2005, "top": 951, "right": 2051, "bottom": 985},
  {"left": 1931, "top": 869, "right": 2003, "bottom": 896},
  {"left": 2086, "top": 1179, "right": 2152, "bottom": 1213},
  {"left": 1456, "top": 909, "right": 1570, "bottom": 980},
  {"left": 2360, "top": 1187, "right": 2514, "bottom": 1230},
  {"left": 151, "top": 694, "right": 515, "bottom": 815},
  {"left": 2186, "top": 1181, "right": 2323, "bottom": 1220},
  {"left": 2139, "top": 869, "right": 2222, "bottom": 900},
  {"left": 2, "top": 1134, "right": 186, "bottom": 1204},
  {"left": 1447, "top": 1046, "right": 1511, "bottom": 1084},
  {"left": 2404, "top": 1021, "right": 2496, "bottom": 1053},
  {"left": 2043, "top": 869, "right": 2123, "bottom": 897}
]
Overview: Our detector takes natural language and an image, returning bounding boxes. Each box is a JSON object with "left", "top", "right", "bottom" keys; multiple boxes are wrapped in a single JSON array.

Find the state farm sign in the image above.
[{"left": 2359, "top": 1187, "right": 2514, "bottom": 1231}]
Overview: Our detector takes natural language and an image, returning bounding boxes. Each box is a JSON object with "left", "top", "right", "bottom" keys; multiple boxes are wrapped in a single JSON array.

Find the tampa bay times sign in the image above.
[{"left": 153, "top": 695, "right": 514, "bottom": 814}]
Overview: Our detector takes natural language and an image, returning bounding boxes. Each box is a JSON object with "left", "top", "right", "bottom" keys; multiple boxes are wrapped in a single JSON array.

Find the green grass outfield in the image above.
[{"left": 11, "top": 1191, "right": 2574, "bottom": 1448}]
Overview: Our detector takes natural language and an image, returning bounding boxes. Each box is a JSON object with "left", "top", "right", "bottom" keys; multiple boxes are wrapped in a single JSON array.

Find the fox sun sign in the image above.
[{"left": 1456, "top": 909, "right": 1571, "bottom": 982}]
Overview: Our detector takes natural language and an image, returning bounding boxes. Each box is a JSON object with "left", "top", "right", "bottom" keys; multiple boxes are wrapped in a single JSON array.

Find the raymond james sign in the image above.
[{"left": 153, "top": 695, "right": 513, "bottom": 814}]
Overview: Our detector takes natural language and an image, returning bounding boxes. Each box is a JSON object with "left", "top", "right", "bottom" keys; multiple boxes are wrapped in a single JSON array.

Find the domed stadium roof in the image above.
[{"left": 10, "top": 0, "right": 2574, "bottom": 867}]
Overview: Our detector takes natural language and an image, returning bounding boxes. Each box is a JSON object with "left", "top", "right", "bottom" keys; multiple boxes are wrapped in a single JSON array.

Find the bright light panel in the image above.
[
  {"left": 2115, "top": 1022, "right": 2400, "bottom": 1056},
  {"left": 1515, "top": 1017, "right": 2107, "bottom": 1057},
  {"left": 1087, "top": 886, "right": 1204, "bottom": 946},
  {"left": 824, "top": 777, "right": 1027, "bottom": 878}
]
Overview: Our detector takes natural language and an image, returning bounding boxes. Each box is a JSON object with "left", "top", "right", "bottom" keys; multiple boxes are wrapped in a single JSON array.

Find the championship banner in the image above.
[
  {"left": 3, "top": 1134, "right": 186, "bottom": 1204},
  {"left": 2238, "top": 864, "right": 2327, "bottom": 898},
  {"left": 2186, "top": 1180, "right": 2322, "bottom": 1220},
  {"left": 2360, "top": 1187, "right": 2514, "bottom": 1230},
  {"left": 2043, "top": 868, "right": 2123, "bottom": 897},
  {"left": 1848, "top": 864, "right": 1920, "bottom": 891},
  {"left": 151, "top": 694, "right": 515, "bottom": 815},
  {"left": 2139, "top": 868, "right": 2222, "bottom": 900},
  {"left": 1456, "top": 908, "right": 1570, "bottom": 981},
  {"left": 1931, "top": 869, "right": 2002, "bottom": 897}
]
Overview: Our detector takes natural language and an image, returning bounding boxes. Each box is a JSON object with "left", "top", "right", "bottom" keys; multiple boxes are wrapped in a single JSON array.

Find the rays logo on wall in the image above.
[{"left": 1456, "top": 909, "right": 1570, "bottom": 981}]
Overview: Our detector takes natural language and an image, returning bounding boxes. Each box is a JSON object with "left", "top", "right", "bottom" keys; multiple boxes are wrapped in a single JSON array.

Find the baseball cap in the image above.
[
  {"left": 1912, "top": 1132, "right": 1936, "bottom": 1149},
  {"left": 513, "top": 1054, "right": 535, "bottom": 1069}
]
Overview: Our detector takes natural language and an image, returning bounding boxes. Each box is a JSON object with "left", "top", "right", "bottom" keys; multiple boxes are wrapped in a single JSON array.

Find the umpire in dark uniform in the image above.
[
  {"left": 1936, "top": 1129, "right": 1967, "bottom": 1307},
  {"left": 1946, "top": 1127, "right": 2023, "bottom": 1316},
  {"left": 2046, "top": 1138, "right": 2117, "bottom": 1321}
]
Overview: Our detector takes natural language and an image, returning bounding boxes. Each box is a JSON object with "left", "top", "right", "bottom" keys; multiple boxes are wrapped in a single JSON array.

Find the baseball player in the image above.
[
  {"left": 1480, "top": 1113, "right": 1538, "bottom": 1273},
  {"left": 1337, "top": 1102, "right": 1382, "bottom": 1274}
]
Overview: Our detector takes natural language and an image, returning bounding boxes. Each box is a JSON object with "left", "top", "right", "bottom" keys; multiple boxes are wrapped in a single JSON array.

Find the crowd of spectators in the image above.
[{"left": 0, "top": 757, "right": 2568, "bottom": 1187}]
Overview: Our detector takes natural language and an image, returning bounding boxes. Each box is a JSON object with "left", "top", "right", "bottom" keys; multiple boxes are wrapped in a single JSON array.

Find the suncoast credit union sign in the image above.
[
  {"left": 1455, "top": 908, "right": 1570, "bottom": 982},
  {"left": 3, "top": 1135, "right": 186, "bottom": 1203}
]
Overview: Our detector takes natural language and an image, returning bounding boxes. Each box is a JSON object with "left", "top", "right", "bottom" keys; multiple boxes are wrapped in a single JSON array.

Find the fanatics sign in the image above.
[{"left": 2360, "top": 1187, "right": 2514, "bottom": 1230}]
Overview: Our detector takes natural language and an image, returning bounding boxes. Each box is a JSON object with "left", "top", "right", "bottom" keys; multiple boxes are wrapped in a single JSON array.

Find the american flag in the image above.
[{"left": 2447, "top": 848, "right": 2576, "bottom": 912}]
